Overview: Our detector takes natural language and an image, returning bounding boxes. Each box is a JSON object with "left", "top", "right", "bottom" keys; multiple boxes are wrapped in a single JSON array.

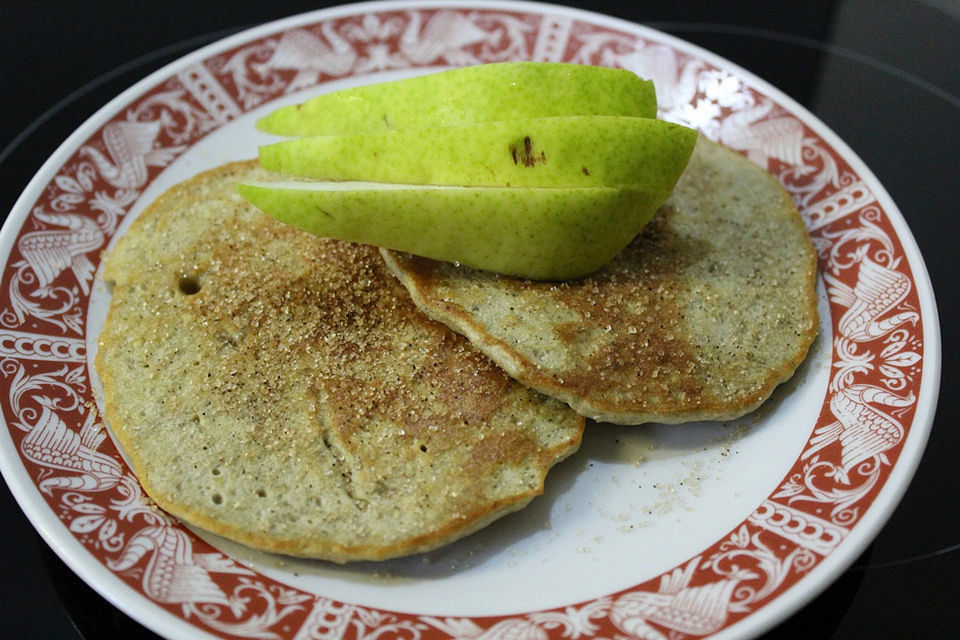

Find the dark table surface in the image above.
[{"left": 1, "top": 1, "right": 957, "bottom": 638}]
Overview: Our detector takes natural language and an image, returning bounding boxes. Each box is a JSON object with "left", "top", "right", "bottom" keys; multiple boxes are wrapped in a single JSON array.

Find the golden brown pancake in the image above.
[
  {"left": 96, "top": 161, "right": 583, "bottom": 562},
  {"left": 382, "top": 137, "right": 819, "bottom": 424}
]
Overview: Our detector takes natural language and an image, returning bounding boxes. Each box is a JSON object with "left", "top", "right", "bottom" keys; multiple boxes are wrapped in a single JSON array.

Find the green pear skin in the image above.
[
  {"left": 257, "top": 63, "right": 657, "bottom": 136},
  {"left": 259, "top": 116, "right": 695, "bottom": 196},
  {"left": 236, "top": 181, "right": 662, "bottom": 280}
]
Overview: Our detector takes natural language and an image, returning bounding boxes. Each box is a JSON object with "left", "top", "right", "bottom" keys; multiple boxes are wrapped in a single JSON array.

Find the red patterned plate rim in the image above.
[{"left": 0, "top": 2, "right": 940, "bottom": 639}]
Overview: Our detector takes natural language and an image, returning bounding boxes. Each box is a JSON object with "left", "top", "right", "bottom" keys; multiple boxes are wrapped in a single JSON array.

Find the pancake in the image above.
[
  {"left": 382, "top": 137, "right": 819, "bottom": 425},
  {"left": 95, "top": 161, "right": 583, "bottom": 562}
]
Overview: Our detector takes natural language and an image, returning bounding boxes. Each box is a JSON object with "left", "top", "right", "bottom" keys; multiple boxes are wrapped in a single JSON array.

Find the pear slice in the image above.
[
  {"left": 260, "top": 116, "right": 696, "bottom": 195},
  {"left": 257, "top": 63, "right": 656, "bottom": 136},
  {"left": 236, "top": 181, "right": 663, "bottom": 280}
]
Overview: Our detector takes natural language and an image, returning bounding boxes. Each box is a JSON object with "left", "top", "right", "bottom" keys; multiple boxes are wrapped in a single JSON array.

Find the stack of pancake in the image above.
[{"left": 96, "top": 136, "right": 817, "bottom": 562}]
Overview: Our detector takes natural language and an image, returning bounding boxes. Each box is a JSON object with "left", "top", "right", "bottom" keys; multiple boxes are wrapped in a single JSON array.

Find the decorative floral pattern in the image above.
[{"left": 0, "top": 5, "right": 925, "bottom": 639}]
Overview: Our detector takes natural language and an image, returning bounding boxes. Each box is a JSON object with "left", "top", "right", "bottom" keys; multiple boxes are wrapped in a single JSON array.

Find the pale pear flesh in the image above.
[
  {"left": 236, "top": 181, "right": 662, "bottom": 280},
  {"left": 259, "top": 116, "right": 697, "bottom": 198},
  {"left": 257, "top": 62, "right": 657, "bottom": 136}
]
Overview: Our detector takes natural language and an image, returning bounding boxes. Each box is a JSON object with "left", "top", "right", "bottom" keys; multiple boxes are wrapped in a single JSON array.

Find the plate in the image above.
[{"left": 0, "top": 2, "right": 940, "bottom": 639}]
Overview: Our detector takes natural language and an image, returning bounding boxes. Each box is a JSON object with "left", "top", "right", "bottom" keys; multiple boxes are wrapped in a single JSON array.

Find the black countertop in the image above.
[{"left": 1, "top": 1, "right": 957, "bottom": 638}]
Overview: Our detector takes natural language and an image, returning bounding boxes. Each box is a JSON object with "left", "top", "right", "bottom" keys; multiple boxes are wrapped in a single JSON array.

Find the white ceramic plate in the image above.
[{"left": 0, "top": 2, "right": 939, "bottom": 639}]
